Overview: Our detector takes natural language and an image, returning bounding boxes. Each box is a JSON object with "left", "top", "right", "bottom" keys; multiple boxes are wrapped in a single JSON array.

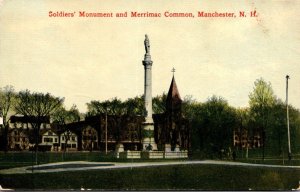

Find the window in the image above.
[
  {"left": 62, "top": 136, "right": 65, "bottom": 141},
  {"left": 55, "top": 138, "right": 58, "bottom": 143},
  {"left": 72, "top": 136, "right": 75, "bottom": 141},
  {"left": 44, "top": 138, "right": 53, "bottom": 143}
]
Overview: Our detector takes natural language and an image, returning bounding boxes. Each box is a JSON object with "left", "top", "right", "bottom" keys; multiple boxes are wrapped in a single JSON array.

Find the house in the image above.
[
  {"left": 60, "top": 130, "right": 77, "bottom": 151},
  {"left": 40, "top": 130, "right": 59, "bottom": 151},
  {"left": 7, "top": 115, "right": 51, "bottom": 151},
  {"left": 233, "top": 128, "right": 263, "bottom": 149},
  {"left": 82, "top": 126, "right": 98, "bottom": 151},
  {"left": 7, "top": 128, "right": 30, "bottom": 150}
]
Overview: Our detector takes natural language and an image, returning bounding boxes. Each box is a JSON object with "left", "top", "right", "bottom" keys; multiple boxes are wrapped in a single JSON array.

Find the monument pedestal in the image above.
[
  {"left": 141, "top": 123, "right": 157, "bottom": 151},
  {"left": 141, "top": 151, "right": 164, "bottom": 159}
]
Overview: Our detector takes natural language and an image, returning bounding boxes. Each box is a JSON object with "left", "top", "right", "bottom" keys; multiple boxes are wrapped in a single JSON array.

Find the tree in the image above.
[
  {"left": 203, "top": 96, "right": 237, "bottom": 155},
  {"left": 87, "top": 97, "right": 126, "bottom": 116},
  {"left": 249, "top": 78, "right": 276, "bottom": 160},
  {"left": 186, "top": 95, "right": 237, "bottom": 157},
  {"left": 152, "top": 93, "right": 167, "bottom": 114},
  {"left": 235, "top": 108, "right": 250, "bottom": 149},
  {"left": 14, "top": 90, "right": 64, "bottom": 163},
  {"left": 123, "top": 96, "right": 144, "bottom": 116},
  {"left": 288, "top": 106, "right": 300, "bottom": 155},
  {"left": 182, "top": 95, "right": 198, "bottom": 120},
  {"left": 86, "top": 98, "right": 127, "bottom": 144},
  {"left": 53, "top": 105, "right": 80, "bottom": 125},
  {"left": 52, "top": 105, "right": 80, "bottom": 152},
  {"left": 0, "top": 85, "right": 16, "bottom": 151}
]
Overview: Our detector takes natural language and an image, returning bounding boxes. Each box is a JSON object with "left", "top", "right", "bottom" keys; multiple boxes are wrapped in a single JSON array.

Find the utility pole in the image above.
[
  {"left": 286, "top": 75, "right": 291, "bottom": 161},
  {"left": 105, "top": 112, "right": 108, "bottom": 155}
]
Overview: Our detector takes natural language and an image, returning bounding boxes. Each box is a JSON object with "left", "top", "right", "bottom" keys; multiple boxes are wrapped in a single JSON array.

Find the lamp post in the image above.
[{"left": 286, "top": 75, "right": 291, "bottom": 161}]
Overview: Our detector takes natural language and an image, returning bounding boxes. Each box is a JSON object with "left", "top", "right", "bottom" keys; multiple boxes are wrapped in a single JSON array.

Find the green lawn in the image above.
[
  {"left": 1, "top": 152, "right": 300, "bottom": 190},
  {"left": 0, "top": 164, "right": 299, "bottom": 190}
]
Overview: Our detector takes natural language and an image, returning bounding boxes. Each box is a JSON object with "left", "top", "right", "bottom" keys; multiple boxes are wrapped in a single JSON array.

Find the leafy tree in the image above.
[
  {"left": 188, "top": 96, "right": 237, "bottom": 157},
  {"left": 265, "top": 99, "right": 286, "bottom": 155},
  {"left": 53, "top": 105, "right": 80, "bottom": 125},
  {"left": 123, "top": 96, "right": 144, "bottom": 115},
  {"left": 286, "top": 105, "right": 300, "bottom": 155},
  {"left": 14, "top": 90, "right": 64, "bottom": 162},
  {"left": 249, "top": 78, "right": 276, "bottom": 159},
  {"left": 86, "top": 98, "right": 126, "bottom": 144},
  {"left": 182, "top": 95, "right": 199, "bottom": 120},
  {"left": 87, "top": 97, "right": 126, "bottom": 116},
  {"left": 265, "top": 99, "right": 300, "bottom": 156},
  {"left": 152, "top": 93, "right": 167, "bottom": 114},
  {"left": 235, "top": 107, "right": 250, "bottom": 149},
  {"left": 203, "top": 96, "right": 237, "bottom": 154},
  {"left": 0, "top": 85, "right": 16, "bottom": 151},
  {"left": 87, "top": 94, "right": 168, "bottom": 117}
]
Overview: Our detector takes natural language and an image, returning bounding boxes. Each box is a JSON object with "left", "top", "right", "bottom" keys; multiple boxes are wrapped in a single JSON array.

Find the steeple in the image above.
[
  {"left": 167, "top": 72, "right": 182, "bottom": 104},
  {"left": 166, "top": 71, "right": 182, "bottom": 114}
]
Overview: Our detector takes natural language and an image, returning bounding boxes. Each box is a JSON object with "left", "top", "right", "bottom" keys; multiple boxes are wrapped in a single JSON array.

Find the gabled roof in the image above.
[
  {"left": 40, "top": 129, "right": 58, "bottom": 136},
  {"left": 10, "top": 115, "right": 50, "bottom": 124},
  {"left": 167, "top": 76, "right": 182, "bottom": 102}
]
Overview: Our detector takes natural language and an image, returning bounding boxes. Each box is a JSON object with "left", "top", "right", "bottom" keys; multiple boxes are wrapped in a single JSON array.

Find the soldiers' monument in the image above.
[
  {"left": 142, "top": 34, "right": 157, "bottom": 151},
  {"left": 117, "top": 35, "right": 188, "bottom": 159}
]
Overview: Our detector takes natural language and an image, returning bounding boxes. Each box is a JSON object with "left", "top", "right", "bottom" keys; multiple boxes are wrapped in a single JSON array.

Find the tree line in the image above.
[{"left": 0, "top": 78, "right": 300, "bottom": 159}]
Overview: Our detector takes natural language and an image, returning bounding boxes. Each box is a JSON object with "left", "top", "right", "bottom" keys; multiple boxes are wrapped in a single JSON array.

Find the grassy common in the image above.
[
  {"left": 0, "top": 164, "right": 299, "bottom": 190},
  {"left": 0, "top": 151, "right": 300, "bottom": 190}
]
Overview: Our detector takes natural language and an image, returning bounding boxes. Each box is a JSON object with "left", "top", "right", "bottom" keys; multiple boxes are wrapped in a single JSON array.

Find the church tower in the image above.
[
  {"left": 165, "top": 71, "right": 184, "bottom": 150},
  {"left": 166, "top": 71, "right": 182, "bottom": 118}
]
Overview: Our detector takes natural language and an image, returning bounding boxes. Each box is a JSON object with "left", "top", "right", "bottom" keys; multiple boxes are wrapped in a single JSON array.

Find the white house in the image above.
[
  {"left": 40, "top": 130, "right": 59, "bottom": 151},
  {"left": 60, "top": 130, "right": 77, "bottom": 151}
]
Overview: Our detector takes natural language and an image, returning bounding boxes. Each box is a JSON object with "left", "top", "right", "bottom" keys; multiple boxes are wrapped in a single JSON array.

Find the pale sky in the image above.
[{"left": 0, "top": 0, "right": 299, "bottom": 112}]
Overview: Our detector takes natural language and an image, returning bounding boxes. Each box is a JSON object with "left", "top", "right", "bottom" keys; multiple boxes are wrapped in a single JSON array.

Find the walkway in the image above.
[{"left": 1, "top": 160, "right": 300, "bottom": 174}]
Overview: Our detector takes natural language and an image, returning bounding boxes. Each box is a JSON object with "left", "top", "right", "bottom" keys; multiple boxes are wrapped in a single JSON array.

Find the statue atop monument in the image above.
[{"left": 144, "top": 34, "right": 150, "bottom": 55}]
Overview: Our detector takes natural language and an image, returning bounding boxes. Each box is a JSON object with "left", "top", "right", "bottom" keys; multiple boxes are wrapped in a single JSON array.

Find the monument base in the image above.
[
  {"left": 142, "top": 123, "right": 157, "bottom": 151},
  {"left": 164, "top": 151, "right": 188, "bottom": 159},
  {"left": 115, "top": 150, "right": 188, "bottom": 159},
  {"left": 119, "top": 151, "right": 141, "bottom": 159},
  {"left": 141, "top": 151, "right": 164, "bottom": 159}
]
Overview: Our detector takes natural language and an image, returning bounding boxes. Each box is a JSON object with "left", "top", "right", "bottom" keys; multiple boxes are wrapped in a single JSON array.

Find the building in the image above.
[
  {"left": 60, "top": 130, "right": 77, "bottom": 151},
  {"left": 233, "top": 128, "right": 262, "bottom": 149},
  {"left": 7, "top": 128, "right": 30, "bottom": 150},
  {"left": 7, "top": 115, "right": 51, "bottom": 151},
  {"left": 40, "top": 129, "right": 59, "bottom": 151},
  {"left": 154, "top": 75, "right": 190, "bottom": 151}
]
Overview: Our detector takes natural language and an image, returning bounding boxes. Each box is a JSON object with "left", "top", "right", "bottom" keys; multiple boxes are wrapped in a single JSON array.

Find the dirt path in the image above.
[{"left": 1, "top": 160, "right": 299, "bottom": 174}]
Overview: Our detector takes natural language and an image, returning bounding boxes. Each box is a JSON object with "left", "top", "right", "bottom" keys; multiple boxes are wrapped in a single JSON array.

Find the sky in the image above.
[{"left": 0, "top": 0, "right": 299, "bottom": 113}]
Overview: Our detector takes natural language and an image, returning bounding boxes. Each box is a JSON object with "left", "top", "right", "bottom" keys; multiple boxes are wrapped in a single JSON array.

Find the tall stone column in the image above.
[{"left": 142, "top": 34, "right": 157, "bottom": 151}]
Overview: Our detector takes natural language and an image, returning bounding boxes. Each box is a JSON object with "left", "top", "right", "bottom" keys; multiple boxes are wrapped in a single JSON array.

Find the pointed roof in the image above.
[{"left": 167, "top": 76, "right": 182, "bottom": 102}]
